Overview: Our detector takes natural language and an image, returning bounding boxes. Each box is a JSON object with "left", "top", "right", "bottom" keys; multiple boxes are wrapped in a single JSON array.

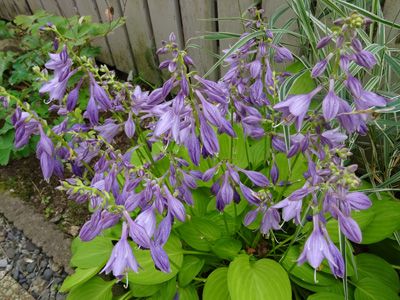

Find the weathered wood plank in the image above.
[
  {"left": 147, "top": 0, "right": 183, "bottom": 52},
  {"left": 383, "top": 0, "right": 400, "bottom": 46},
  {"left": 4, "top": 0, "right": 32, "bottom": 18},
  {"left": 40, "top": 0, "right": 62, "bottom": 15},
  {"left": 25, "top": 0, "right": 44, "bottom": 13},
  {"left": 95, "top": 0, "right": 135, "bottom": 73},
  {"left": 180, "top": 0, "right": 217, "bottom": 78},
  {"left": 262, "top": 0, "right": 299, "bottom": 54},
  {"left": 217, "top": 0, "right": 253, "bottom": 53},
  {"left": 56, "top": 0, "right": 78, "bottom": 17},
  {"left": 74, "top": 0, "right": 114, "bottom": 66},
  {"left": 122, "top": 0, "right": 160, "bottom": 83}
]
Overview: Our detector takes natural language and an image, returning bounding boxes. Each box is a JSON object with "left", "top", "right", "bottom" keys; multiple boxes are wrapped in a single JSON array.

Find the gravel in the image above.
[{"left": 0, "top": 214, "right": 67, "bottom": 299}]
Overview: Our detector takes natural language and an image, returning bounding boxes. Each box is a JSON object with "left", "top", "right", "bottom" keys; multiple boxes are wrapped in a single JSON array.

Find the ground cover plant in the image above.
[
  {"left": 0, "top": 10, "right": 123, "bottom": 166},
  {"left": 1, "top": 3, "right": 399, "bottom": 300}
]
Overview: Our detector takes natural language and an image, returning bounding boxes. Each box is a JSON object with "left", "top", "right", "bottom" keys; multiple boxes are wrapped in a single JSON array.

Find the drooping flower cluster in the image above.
[{"left": 7, "top": 9, "right": 387, "bottom": 282}]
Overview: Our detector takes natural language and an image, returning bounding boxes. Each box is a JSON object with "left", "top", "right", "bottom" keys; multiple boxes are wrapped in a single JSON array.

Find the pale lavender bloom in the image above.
[
  {"left": 86, "top": 96, "right": 99, "bottom": 125},
  {"left": 40, "top": 152, "right": 54, "bottom": 182},
  {"left": 136, "top": 207, "right": 157, "bottom": 238},
  {"left": 39, "top": 69, "right": 77, "bottom": 102},
  {"left": 353, "top": 50, "right": 377, "bottom": 69},
  {"left": 337, "top": 211, "right": 362, "bottom": 243},
  {"left": 150, "top": 243, "right": 171, "bottom": 273},
  {"left": 321, "top": 128, "right": 347, "bottom": 148},
  {"left": 199, "top": 114, "right": 219, "bottom": 155},
  {"left": 164, "top": 186, "right": 186, "bottom": 222},
  {"left": 316, "top": 35, "right": 332, "bottom": 49},
  {"left": 244, "top": 209, "right": 259, "bottom": 226},
  {"left": 124, "top": 112, "right": 136, "bottom": 138},
  {"left": 351, "top": 38, "right": 363, "bottom": 52},
  {"left": 239, "top": 169, "right": 269, "bottom": 187},
  {"left": 322, "top": 79, "right": 341, "bottom": 121},
  {"left": 89, "top": 72, "right": 112, "bottom": 110},
  {"left": 260, "top": 208, "right": 281, "bottom": 234},
  {"left": 239, "top": 183, "right": 260, "bottom": 205},
  {"left": 79, "top": 210, "right": 102, "bottom": 241},
  {"left": 66, "top": 79, "right": 82, "bottom": 111},
  {"left": 345, "top": 192, "right": 371, "bottom": 210},
  {"left": 102, "top": 222, "right": 139, "bottom": 279},
  {"left": 270, "top": 163, "right": 279, "bottom": 184},
  {"left": 274, "top": 86, "right": 322, "bottom": 130},
  {"left": 123, "top": 211, "right": 151, "bottom": 249},
  {"left": 249, "top": 60, "right": 262, "bottom": 78},
  {"left": 311, "top": 53, "right": 333, "bottom": 78},
  {"left": 94, "top": 119, "right": 120, "bottom": 142},
  {"left": 272, "top": 45, "right": 294, "bottom": 63},
  {"left": 183, "top": 124, "right": 200, "bottom": 165},
  {"left": 297, "top": 215, "right": 334, "bottom": 270},
  {"left": 216, "top": 172, "right": 233, "bottom": 211},
  {"left": 326, "top": 241, "right": 344, "bottom": 278},
  {"left": 273, "top": 198, "right": 302, "bottom": 224}
]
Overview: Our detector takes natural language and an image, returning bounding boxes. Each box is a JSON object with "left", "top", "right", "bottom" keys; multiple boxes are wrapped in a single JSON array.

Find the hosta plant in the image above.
[{"left": 1, "top": 7, "right": 399, "bottom": 300}]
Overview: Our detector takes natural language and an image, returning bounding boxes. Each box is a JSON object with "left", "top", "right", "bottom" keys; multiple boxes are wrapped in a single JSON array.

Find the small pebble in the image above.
[
  {"left": 42, "top": 268, "right": 53, "bottom": 281},
  {"left": 0, "top": 258, "right": 8, "bottom": 268}
]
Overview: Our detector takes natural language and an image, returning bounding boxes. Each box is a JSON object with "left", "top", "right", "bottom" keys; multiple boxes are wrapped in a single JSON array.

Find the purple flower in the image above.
[
  {"left": 260, "top": 208, "right": 281, "bottom": 234},
  {"left": 239, "top": 169, "right": 269, "bottom": 187},
  {"left": 124, "top": 112, "right": 136, "bottom": 138},
  {"left": 199, "top": 114, "right": 219, "bottom": 155},
  {"left": 164, "top": 186, "right": 186, "bottom": 222},
  {"left": 216, "top": 172, "right": 233, "bottom": 211},
  {"left": 94, "top": 119, "right": 120, "bottom": 142},
  {"left": 322, "top": 80, "right": 341, "bottom": 121},
  {"left": 123, "top": 211, "right": 151, "bottom": 248},
  {"left": 79, "top": 210, "right": 102, "bottom": 241},
  {"left": 89, "top": 73, "right": 112, "bottom": 110},
  {"left": 270, "top": 163, "right": 279, "bottom": 184},
  {"left": 297, "top": 215, "right": 338, "bottom": 273},
  {"left": 345, "top": 192, "right": 371, "bottom": 210},
  {"left": 150, "top": 243, "right": 171, "bottom": 273},
  {"left": 316, "top": 36, "right": 332, "bottom": 49},
  {"left": 274, "top": 86, "right": 322, "bottom": 130},
  {"left": 337, "top": 211, "right": 362, "bottom": 243},
  {"left": 66, "top": 80, "right": 82, "bottom": 111},
  {"left": 311, "top": 54, "right": 333, "bottom": 78},
  {"left": 272, "top": 45, "right": 294, "bottom": 63},
  {"left": 353, "top": 50, "right": 377, "bottom": 69},
  {"left": 102, "top": 222, "right": 139, "bottom": 279}
]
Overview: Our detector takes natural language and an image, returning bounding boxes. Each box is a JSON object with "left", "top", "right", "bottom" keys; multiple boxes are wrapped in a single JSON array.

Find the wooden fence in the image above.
[{"left": 1, "top": 0, "right": 400, "bottom": 83}]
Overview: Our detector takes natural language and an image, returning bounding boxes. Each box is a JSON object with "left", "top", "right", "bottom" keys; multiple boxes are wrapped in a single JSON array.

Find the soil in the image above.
[{"left": 0, "top": 155, "right": 89, "bottom": 236}]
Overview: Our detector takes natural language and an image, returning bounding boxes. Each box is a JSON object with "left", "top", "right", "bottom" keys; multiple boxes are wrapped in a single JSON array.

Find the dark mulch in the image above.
[{"left": 0, "top": 156, "right": 89, "bottom": 236}]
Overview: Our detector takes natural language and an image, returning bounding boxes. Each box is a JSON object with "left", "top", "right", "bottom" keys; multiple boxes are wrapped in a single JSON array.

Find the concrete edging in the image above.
[{"left": 0, "top": 192, "right": 72, "bottom": 274}]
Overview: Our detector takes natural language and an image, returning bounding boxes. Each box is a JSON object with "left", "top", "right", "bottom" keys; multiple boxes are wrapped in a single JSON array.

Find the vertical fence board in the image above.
[
  {"left": 5, "top": 0, "right": 32, "bottom": 18},
  {"left": 217, "top": 0, "right": 252, "bottom": 53},
  {"left": 40, "top": 0, "right": 62, "bottom": 15},
  {"left": 123, "top": 0, "right": 160, "bottom": 83},
  {"left": 56, "top": 0, "right": 78, "bottom": 17},
  {"left": 26, "top": 0, "right": 43, "bottom": 12},
  {"left": 95, "top": 0, "right": 135, "bottom": 73},
  {"left": 0, "top": 1, "right": 12, "bottom": 19},
  {"left": 180, "top": 0, "right": 217, "bottom": 78},
  {"left": 383, "top": 0, "right": 400, "bottom": 46},
  {"left": 147, "top": 0, "right": 183, "bottom": 69},
  {"left": 74, "top": 0, "right": 114, "bottom": 66},
  {"left": 262, "top": 0, "right": 299, "bottom": 54}
]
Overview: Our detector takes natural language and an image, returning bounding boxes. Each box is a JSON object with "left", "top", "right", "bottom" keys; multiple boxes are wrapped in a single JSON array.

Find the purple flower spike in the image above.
[
  {"left": 66, "top": 80, "right": 82, "bottom": 111},
  {"left": 124, "top": 112, "right": 136, "bottom": 138},
  {"left": 89, "top": 72, "right": 112, "bottom": 110},
  {"left": 311, "top": 53, "right": 332, "bottom": 78},
  {"left": 337, "top": 211, "right": 362, "bottom": 243},
  {"left": 199, "top": 114, "right": 219, "bottom": 155},
  {"left": 240, "top": 169, "right": 269, "bottom": 187},
  {"left": 273, "top": 45, "right": 294, "bottom": 63},
  {"left": 123, "top": 211, "right": 151, "bottom": 249},
  {"left": 164, "top": 186, "right": 186, "bottom": 222},
  {"left": 102, "top": 222, "right": 139, "bottom": 279},
  {"left": 274, "top": 86, "right": 322, "bottom": 130},
  {"left": 316, "top": 35, "right": 332, "bottom": 49},
  {"left": 94, "top": 119, "right": 120, "bottom": 142},
  {"left": 322, "top": 79, "right": 341, "bottom": 121},
  {"left": 345, "top": 192, "right": 371, "bottom": 210},
  {"left": 150, "top": 243, "right": 171, "bottom": 273},
  {"left": 216, "top": 173, "right": 233, "bottom": 211},
  {"left": 270, "top": 163, "right": 279, "bottom": 184},
  {"left": 79, "top": 210, "right": 103, "bottom": 241},
  {"left": 353, "top": 50, "right": 377, "bottom": 69}
]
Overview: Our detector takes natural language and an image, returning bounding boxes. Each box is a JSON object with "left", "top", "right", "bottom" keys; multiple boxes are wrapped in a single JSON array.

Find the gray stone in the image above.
[
  {"left": 40, "top": 290, "right": 50, "bottom": 300},
  {"left": 11, "top": 268, "right": 19, "bottom": 280},
  {"left": 27, "top": 262, "right": 36, "bottom": 273},
  {"left": 40, "top": 260, "right": 48, "bottom": 269},
  {"left": 50, "top": 262, "right": 61, "bottom": 273},
  {"left": 25, "top": 240, "right": 36, "bottom": 252},
  {"left": 56, "top": 293, "right": 66, "bottom": 300},
  {"left": 6, "top": 247, "right": 15, "bottom": 259},
  {"left": 42, "top": 269, "right": 53, "bottom": 281},
  {"left": 30, "top": 277, "right": 47, "bottom": 295},
  {"left": 0, "top": 258, "right": 8, "bottom": 268}
]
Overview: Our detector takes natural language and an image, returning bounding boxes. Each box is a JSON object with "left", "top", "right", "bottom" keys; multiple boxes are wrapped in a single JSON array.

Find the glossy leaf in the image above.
[
  {"left": 203, "top": 267, "right": 230, "bottom": 300},
  {"left": 178, "top": 256, "right": 205, "bottom": 287}
]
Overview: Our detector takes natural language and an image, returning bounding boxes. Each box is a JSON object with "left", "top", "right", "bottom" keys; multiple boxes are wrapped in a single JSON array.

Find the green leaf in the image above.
[
  {"left": 67, "top": 276, "right": 115, "bottom": 300},
  {"left": 177, "top": 216, "right": 222, "bottom": 251},
  {"left": 127, "top": 234, "right": 183, "bottom": 285},
  {"left": 203, "top": 267, "right": 230, "bottom": 300},
  {"left": 307, "top": 292, "right": 344, "bottom": 300},
  {"left": 60, "top": 267, "right": 100, "bottom": 292},
  {"left": 354, "top": 277, "right": 399, "bottom": 300},
  {"left": 70, "top": 237, "right": 113, "bottom": 268},
  {"left": 129, "top": 283, "right": 162, "bottom": 297},
  {"left": 177, "top": 285, "right": 199, "bottom": 300},
  {"left": 227, "top": 255, "right": 291, "bottom": 300},
  {"left": 351, "top": 253, "right": 399, "bottom": 293},
  {"left": 211, "top": 238, "right": 242, "bottom": 260},
  {"left": 281, "top": 246, "right": 339, "bottom": 289},
  {"left": 0, "top": 148, "right": 11, "bottom": 166},
  {"left": 178, "top": 256, "right": 204, "bottom": 287},
  {"left": 360, "top": 197, "right": 400, "bottom": 244},
  {"left": 149, "top": 278, "right": 177, "bottom": 300}
]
